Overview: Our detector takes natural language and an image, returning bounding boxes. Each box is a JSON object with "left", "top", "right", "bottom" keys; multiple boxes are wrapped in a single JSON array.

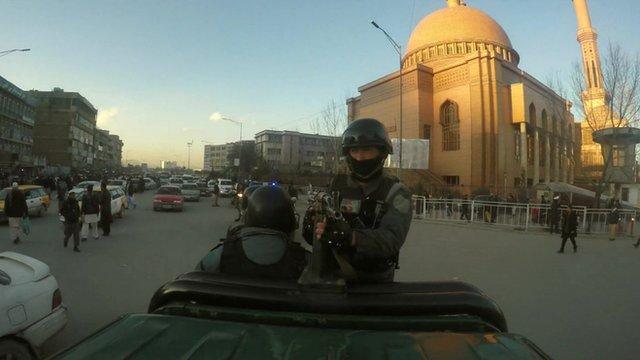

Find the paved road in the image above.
[{"left": 1, "top": 191, "right": 638, "bottom": 359}]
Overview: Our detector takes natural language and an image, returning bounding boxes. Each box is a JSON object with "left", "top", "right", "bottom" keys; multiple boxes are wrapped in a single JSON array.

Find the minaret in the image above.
[{"left": 572, "top": 0, "right": 607, "bottom": 113}]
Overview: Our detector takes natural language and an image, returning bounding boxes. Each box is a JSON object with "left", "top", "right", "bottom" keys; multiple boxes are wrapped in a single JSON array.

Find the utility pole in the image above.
[{"left": 187, "top": 140, "right": 193, "bottom": 170}]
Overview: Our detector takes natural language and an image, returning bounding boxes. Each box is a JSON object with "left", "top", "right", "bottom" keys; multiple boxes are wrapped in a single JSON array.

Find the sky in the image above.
[{"left": 1, "top": 0, "right": 639, "bottom": 168}]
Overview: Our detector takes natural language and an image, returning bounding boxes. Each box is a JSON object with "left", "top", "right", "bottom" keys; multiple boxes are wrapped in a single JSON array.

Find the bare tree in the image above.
[
  {"left": 310, "top": 99, "right": 348, "bottom": 173},
  {"left": 568, "top": 42, "right": 640, "bottom": 206}
]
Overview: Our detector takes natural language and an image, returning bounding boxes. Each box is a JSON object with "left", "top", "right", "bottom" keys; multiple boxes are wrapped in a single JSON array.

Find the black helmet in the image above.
[
  {"left": 240, "top": 185, "right": 261, "bottom": 211},
  {"left": 244, "top": 186, "right": 296, "bottom": 233},
  {"left": 341, "top": 118, "right": 393, "bottom": 156},
  {"left": 341, "top": 118, "right": 393, "bottom": 181}
]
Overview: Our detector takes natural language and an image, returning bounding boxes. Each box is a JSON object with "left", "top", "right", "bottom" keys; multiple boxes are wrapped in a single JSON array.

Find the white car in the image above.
[
  {"left": 74, "top": 181, "right": 101, "bottom": 190},
  {"left": 107, "top": 179, "right": 127, "bottom": 192},
  {"left": 217, "top": 179, "right": 234, "bottom": 197},
  {"left": 0, "top": 252, "right": 68, "bottom": 359},
  {"left": 143, "top": 178, "right": 157, "bottom": 190}
]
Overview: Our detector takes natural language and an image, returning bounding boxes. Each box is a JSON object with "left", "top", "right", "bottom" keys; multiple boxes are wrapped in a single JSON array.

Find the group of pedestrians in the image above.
[{"left": 59, "top": 182, "right": 114, "bottom": 252}]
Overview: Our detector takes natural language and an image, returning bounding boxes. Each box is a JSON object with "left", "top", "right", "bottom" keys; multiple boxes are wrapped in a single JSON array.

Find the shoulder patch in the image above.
[{"left": 392, "top": 192, "right": 411, "bottom": 214}]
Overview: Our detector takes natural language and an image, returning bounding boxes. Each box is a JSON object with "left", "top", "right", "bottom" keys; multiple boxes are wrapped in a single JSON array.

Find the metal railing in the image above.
[{"left": 411, "top": 196, "right": 637, "bottom": 235}]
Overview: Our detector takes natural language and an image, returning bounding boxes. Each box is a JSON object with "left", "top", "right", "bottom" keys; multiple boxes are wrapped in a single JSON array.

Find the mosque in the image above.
[{"left": 347, "top": 0, "right": 579, "bottom": 196}]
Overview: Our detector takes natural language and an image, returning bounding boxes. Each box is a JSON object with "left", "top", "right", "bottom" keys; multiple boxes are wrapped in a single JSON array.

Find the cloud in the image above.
[
  {"left": 97, "top": 107, "right": 120, "bottom": 127},
  {"left": 209, "top": 112, "right": 222, "bottom": 122},
  {"left": 182, "top": 127, "right": 201, "bottom": 132}
]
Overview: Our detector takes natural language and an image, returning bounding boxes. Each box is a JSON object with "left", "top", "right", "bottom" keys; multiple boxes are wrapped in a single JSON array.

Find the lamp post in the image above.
[
  {"left": 220, "top": 117, "right": 243, "bottom": 177},
  {"left": 371, "top": 21, "right": 403, "bottom": 180},
  {"left": 0, "top": 48, "right": 30, "bottom": 58}
]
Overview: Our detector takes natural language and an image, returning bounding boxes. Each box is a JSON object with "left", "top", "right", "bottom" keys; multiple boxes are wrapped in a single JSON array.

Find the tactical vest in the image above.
[
  {"left": 330, "top": 174, "right": 401, "bottom": 274},
  {"left": 219, "top": 227, "right": 308, "bottom": 280}
]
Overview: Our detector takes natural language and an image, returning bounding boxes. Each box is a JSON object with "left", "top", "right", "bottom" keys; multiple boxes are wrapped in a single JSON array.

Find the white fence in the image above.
[{"left": 412, "top": 196, "right": 638, "bottom": 236}]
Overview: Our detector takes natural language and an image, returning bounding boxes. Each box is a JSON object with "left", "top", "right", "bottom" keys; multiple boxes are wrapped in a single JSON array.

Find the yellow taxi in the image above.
[{"left": 0, "top": 185, "right": 51, "bottom": 220}]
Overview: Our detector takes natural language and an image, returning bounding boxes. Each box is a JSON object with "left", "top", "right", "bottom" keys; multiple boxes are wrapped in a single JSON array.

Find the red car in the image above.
[{"left": 153, "top": 186, "right": 184, "bottom": 212}]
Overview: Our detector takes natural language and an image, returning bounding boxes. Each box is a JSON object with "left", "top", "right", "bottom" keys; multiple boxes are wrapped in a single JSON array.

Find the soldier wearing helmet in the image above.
[
  {"left": 303, "top": 118, "right": 412, "bottom": 283},
  {"left": 198, "top": 185, "right": 308, "bottom": 279}
]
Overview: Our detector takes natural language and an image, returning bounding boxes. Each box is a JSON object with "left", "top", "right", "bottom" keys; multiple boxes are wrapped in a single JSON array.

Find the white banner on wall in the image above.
[{"left": 384, "top": 138, "right": 429, "bottom": 170}]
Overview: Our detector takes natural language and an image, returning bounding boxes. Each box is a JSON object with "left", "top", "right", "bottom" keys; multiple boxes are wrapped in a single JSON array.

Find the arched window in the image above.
[
  {"left": 441, "top": 101, "right": 460, "bottom": 151},
  {"left": 529, "top": 103, "right": 537, "bottom": 127},
  {"left": 540, "top": 110, "right": 548, "bottom": 166}
]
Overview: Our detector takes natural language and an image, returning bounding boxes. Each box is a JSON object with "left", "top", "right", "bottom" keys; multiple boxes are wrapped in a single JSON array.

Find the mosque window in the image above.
[
  {"left": 529, "top": 103, "right": 537, "bottom": 127},
  {"left": 441, "top": 101, "right": 460, "bottom": 151},
  {"left": 539, "top": 136, "right": 545, "bottom": 166},
  {"left": 423, "top": 125, "right": 431, "bottom": 140},
  {"left": 527, "top": 132, "right": 534, "bottom": 165},
  {"left": 442, "top": 176, "right": 459, "bottom": 186}
]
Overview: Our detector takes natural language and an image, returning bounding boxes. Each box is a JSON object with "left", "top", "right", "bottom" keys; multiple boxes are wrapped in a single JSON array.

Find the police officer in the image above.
[
  {"left": 197, "top": 185, "right": 308, "bottom": 279},
  {"left": 303, "top": 118, "right": 412, "bottom": 283}
]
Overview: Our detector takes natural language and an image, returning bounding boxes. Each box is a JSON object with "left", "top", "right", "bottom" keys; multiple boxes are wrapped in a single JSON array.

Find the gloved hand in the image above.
[{"left": 324, "top": 218, "right": 352, "bottom": 249}]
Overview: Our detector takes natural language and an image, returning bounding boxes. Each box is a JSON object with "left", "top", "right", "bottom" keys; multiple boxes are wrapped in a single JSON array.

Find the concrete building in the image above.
[
  {"left": 30, "top": 88, "right": 97, "bottom": 169},
  {"left": 347, "top": 0, "right": 577, "bottom": 195},
  {"left": 94, "top": 129, "right": 123, "bottom": 170},
  {"left": 0, "top": 75, "right": 37, "bottom": 174},
  {"left": 161, "top": 161, "right": 178, "bottom": 170},
  {"left": 205, "top": 140, "right": 256, "bottom": 172},
  {"left": 108, "top": 134, "right": 123, "bottom": 167},
  {"left": 255, "top": 130, "right": 339, "bottom": 173}
]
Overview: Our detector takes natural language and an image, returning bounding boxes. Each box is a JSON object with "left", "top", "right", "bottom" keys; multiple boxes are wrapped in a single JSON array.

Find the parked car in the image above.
[
  {"left": 180, "top": 183, "right": 201, "bottom": 202},
  {"left": 169, "top": 177, "right": 184, "bottom": 186},
  {"left": 143, "top": 178, "right": 158, "bottom": 190},
  {"left": 0, "top": 252, "right": 68, "bottom": 359},
  {"left": 181, "top": 175, "right": 195, "bottom": 183},
  {"left": 0, "top": 185, "right": 51, "bottom": 221},
  {"left": 65, "top": 186, "right": 127, "bottom": 219},
  {"left": 107, "top": 179, "right": 127, "bottom": 192},
  {"left": 217, "top": 179, "right": 234, "bottom": 197},
  {"left": 153, "top": 186, "right": 184, "bottom": 211},
  {"left": 196, "top": 182, "right": 212, "bottom": 197}
]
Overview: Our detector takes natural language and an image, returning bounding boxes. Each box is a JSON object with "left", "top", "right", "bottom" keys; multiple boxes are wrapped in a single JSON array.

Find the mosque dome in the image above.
[{"left": 403, "top": 0, "right": 519, "bottom": 67}]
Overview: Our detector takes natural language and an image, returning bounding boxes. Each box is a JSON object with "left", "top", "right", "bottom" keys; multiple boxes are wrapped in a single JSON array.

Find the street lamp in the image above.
[
  {"left": 371, "top": 20, "right": 403, "bottom": 179},
  {"left": 0, "top": 48, "right": 30, "bottom": 58}
]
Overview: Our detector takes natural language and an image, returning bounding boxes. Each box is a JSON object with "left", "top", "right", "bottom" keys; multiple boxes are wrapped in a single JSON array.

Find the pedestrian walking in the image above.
[
  {"left": 460, "top": 194, "right": 470, "bottom": 221},
  {"left": 558, "top": 205, "right": 578, "bottom": 253},
  {"left": 126, "top": 179, "right": 137, "bottom": 209},
  {"left": 60, "top": 191, "right": 81, "bottom": 252},
  {"left": 80, "top": 184, "right": 100, "bottom": 241},
  {"left": 549, "top": 194, "right": 561, "bottom": 234},
  {"left": 212, "top": 183, "right": 220, "bottom": 207},
  {"left": 608, "top": 200, "right": 620, "bottom": 241},
  {"left": 287, "top": 184, "right": 298, "bottom": 204},
  {"left": 99, "top": 182, "right": 112, "bottom": 236},
  {"left": 4, "top": 182, "right": 28, "bottom": 244},
  {"left": 57, "top": 177, "right": 68, "bottom": 210}
]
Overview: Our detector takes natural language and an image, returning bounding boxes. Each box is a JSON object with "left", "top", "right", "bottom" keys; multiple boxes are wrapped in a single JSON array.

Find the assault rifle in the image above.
[{"left": 298, "top": 191, "right": 356, "bottom": 287}]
